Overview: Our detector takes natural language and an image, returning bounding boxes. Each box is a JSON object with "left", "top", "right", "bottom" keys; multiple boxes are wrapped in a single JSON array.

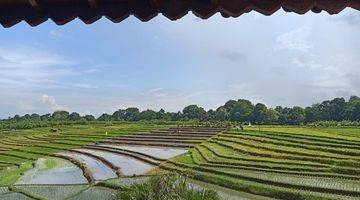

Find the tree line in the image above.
[{"left": 1, "top": 96, "right": 359, "bottom": 129}]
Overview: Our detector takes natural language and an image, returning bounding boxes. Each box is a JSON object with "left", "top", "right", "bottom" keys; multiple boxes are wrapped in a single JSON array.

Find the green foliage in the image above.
[
  {"left": 1, "top": 96, "right": 360, "bottom": 130},
  {"left": 117, "top": 174, "right": 220, "bottom": 200},
  {"left": 0, "top": 162, "right": 33, "bottom": 186},
  {"left": 308, "top": 120, "right": 360, "bottom": 127},
  {"left": 183, "top": 105, "right": 207, "bottom": 121}
]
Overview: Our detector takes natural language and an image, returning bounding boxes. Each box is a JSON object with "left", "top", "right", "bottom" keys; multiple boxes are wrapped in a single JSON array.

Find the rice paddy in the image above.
[
  {"left": 160, "top": 126, "right": 360, "bottom": 200},
  {"left": 0, "top": 124, "right": 359, "bottom": 199}
]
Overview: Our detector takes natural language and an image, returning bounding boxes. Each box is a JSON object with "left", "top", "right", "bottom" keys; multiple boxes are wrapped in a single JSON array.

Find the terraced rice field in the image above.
[
  {"left": 0, "top": 123, "right": 170, "bottom": 186},
  {"left": 160, "top": 127, "right": 360, "bottom": 200},
  {"left": 1, "top": 126, "right": 222, "bottom": 185},
  {"left": 1, "top": 125, "right": 360, "bottom": 200},
  {"left": 0, "top": 126, "right": 228, "bottom": 199},
  {"left": 47, "top": 127, "right": 225, "bottom": 184}
]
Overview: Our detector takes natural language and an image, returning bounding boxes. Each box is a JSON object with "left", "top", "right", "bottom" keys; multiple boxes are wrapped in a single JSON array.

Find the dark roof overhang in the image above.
[{"left": 0, "top": 0, "right": 359, "bottom": 28}]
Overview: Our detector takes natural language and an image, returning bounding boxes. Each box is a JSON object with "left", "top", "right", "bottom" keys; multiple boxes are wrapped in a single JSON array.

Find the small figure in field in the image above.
[
  {"left": 236, "top": 124, "right": 244, "bottom": 131},
  {"left": 50, "top": 128, "right": 59, "bottom": 133}
]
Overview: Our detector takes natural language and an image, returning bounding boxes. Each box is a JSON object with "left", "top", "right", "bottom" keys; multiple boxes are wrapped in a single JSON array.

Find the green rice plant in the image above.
[
  {"left": 0, "top": 162, "right": 33, "bottom": 186},
  {"left": 0, "top": 150, "right": 40, "bottom": 160},
  {"left": 201, "top": 142, "right": 330, "bottom": 168},
  {"left": 198, "top": 166, "right": 360, "bottom": 193},
  {"left": 319, "top": 128, "right": 360, "bottom": 138},
  {"left": 116, "top": 173, "right": 220, "bottom": 200},
  {"left": 0, "top": 187, "right": 9, "bottom": 195},
  {"left": 191, "top": 148, "right": 360, "bottom": 181},
  {"left": 0, "top": 155, "right": 30, "bottom": 164},
  {"left": 245, "top": 129, "right": 360, "bottom": 145},
  {"left": 51, "top": 140, "right": 90, "bottom": 146},
  {"left": 13, "top": 185, "right": 88, "bottom": 200},
  {"left": 212, "top": 138, "right": 360, "bottom": 168},
  {"left": 210, "top": 139, "right": 333, "bottom": 166},
  {"left": 177, "top": 158, "right": 360, "bottom": 195},
  {"left": 98, "top": 176, "right": 150, "bottom": 189},
  {"left": 67, "top": 186, "right": 116, "bottom": 200},
  {"left": 0, "top": 192, "right": 31, "bottom": 200},
  {"left": 230, "top": 131, "right": 360, "bottom": 150},
  {"left": 160, "top": 162, "right": 356, "bottom": 200},
  {"left": 215, "top": 136, "right": 354, "bottom": 161},
  {"left": 222, "top": 132, "right": 360, "bottom": 156},
  {"left": 13, "top": 148, "right": 53, "bottom": 157},
  {"left": 8, "top": 186, "right": 44, "bottom": 200},
  {"left": 195, "top": 145, "right": 327, "bottom": 173}
]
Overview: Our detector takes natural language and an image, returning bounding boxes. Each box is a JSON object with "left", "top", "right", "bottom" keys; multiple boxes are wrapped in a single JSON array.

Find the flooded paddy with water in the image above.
[
  {"left": 75, "top": 148, "right": 155, "bottom": 176},
  {"left": 56, "top": 152, "right": 117, "bottom": 181},
  {"left": 16, "top": 157, "right": 87, "bottom": 185},
  {"left": 15, "top": 144, "right": 189, "bottom": 185},
  {"left": 97, "top": 144, "right": 188, "bottom": 160}
]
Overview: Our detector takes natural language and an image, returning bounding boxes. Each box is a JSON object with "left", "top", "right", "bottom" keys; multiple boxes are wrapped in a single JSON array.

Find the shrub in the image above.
[{"left": 116, "top": 173, "right": 219, "bottom": 200}]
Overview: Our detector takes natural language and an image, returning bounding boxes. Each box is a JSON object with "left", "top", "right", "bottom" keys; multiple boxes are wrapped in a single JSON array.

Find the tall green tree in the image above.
[
  {"left": 140, "top": 109, "right": 157, "bottom": 121},
  {"left": 329, "top": 97, "right": 346, "bottom": 121},
  {"left": 252, "top": 103, "right": 268, "bottom": 124},
  {"left": 52, "top": 111, "right": 70, "bottom": 120},
  {"left": 112, "top": 109, "right": 126, "bottom": 121},
  {"left": 84, "top": 115, "right": 96, "bottom": 121},
  {"left": 98, "top": 113, "right": 112, "bottom": 121},
  {"left": 68, "top": 112, "right": 81, "bottom": 121},
  {"left": 346, "top": 96, "right": 360, "bottom": 121},
  {"left": 183, "top": 105, "right": 206, "bottom": 120},
  {"left": 288, "top": 107, "right": 305, "bottom": 125},
  {"left": 124, "top": 107, "right": 140, "bottom": 121},
  {"left": 225, "top": 99, "right": 253, "bottom": 122},
  {"left": 215, "top": 107, "right": 228, "bottom": 121}
]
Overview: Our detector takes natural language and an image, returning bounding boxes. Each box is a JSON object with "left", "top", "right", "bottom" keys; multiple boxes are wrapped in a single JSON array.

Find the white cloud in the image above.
[
  {"left": 148, "top": 88, "right": 163, "bottom": 93},
  {"left": 219, "top": 49, "right": 247, "bottom": 63},
  {"left": 49, "top": 29, "right": 63, "bottom": 38},
  {"left": 17, "top": 101, "right": 36, "bottom": 112},
  {"left": 83, "top": 69, "right": 100, "bottom": 74},
  {"left": 275, "top": 26, "right": 312, "bottom": 52},
  {"left": 0, "top": 47, "right": 68, "bottom": 66},
  {"left": 334, "top": 13, "right": 360, "bottom": 27},
  {"left": 41, "top": 94, "right": 69, "bottom": 111},
  {"left": 292, "top": 56, "right": 322, "bottom": 69},
  {"left": 70, "top": 83, "right": 99, "bottom": 89},
  {"left": 0, "top": 47, "right": 75, "bottom": 89}
]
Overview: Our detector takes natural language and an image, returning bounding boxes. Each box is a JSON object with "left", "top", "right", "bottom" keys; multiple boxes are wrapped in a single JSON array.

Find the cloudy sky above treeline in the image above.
[{"left": 0, "top": 8, "right": 359, "bottom": 118}]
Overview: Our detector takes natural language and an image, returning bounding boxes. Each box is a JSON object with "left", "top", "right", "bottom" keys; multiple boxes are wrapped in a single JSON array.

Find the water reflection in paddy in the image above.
[
  {"left": 98, "top": 144, "right": 188, "bottom": 159},
  {"left": 16, "top": 145, "right": 188, "bottom": 185},
  {"left": 58, "top": 152, "right": 117, "bottom": 181},
  {"left": 16, "top": 157, "right": 87, "bottom": 185},
  {"left": 76, "top": 149, "right": 154, "bottom": 176}
]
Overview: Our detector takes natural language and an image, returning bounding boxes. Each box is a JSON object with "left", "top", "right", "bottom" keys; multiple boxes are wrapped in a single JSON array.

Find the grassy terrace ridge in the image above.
[
  {"left": 225, "top": 131, "right": 360, "bottom": 150},
  {"left": 220, "top": 133, "right": 360, "bottom": 155},
  {"left": 161, "top": 126, "right": 360, "bottom": 199},
  {"left": 191, "top": 147, "right": 360, "bottom": 181},
  {"left": 199, "top": 142, "right": 329, "bottom": 167},
  {"left": 245, "top": 127, "right": 360, "bottom": 143},
  {"left": 213, "top": 136, "right": 359, "bottom": 161},
  {"left": 209, "top": 139, "right": 360, "bottom": 168},
  {"left": 194, "top": 145, "right": 329, "bottom": 173}
]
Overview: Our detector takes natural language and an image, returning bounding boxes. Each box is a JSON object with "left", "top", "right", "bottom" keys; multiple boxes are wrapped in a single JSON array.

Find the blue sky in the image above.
[{"left": 0, "top": 9, "right": 359, "bottom": 118}]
